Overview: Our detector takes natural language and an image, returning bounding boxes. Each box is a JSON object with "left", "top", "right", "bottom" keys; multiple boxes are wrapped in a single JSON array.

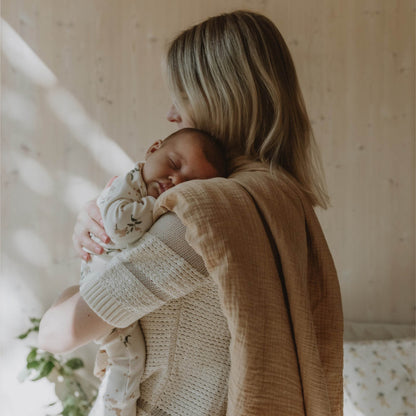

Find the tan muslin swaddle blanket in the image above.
[{"left": 154, "top": 160, "right": 343, "bottom": 416}]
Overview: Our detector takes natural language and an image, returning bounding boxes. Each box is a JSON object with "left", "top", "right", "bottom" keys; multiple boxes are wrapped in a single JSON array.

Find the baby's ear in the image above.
[{"left": 145, "top": 140, "right": 163, "bottom": 159}]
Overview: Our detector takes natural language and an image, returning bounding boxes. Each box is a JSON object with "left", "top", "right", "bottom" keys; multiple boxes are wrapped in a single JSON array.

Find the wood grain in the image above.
[{"left": 1, "top": 0, "right": 414, "bottom": 323}]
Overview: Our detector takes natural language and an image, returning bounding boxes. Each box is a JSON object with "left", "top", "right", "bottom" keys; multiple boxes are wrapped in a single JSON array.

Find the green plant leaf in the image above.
[
  {"left": 62, "top": 406, "right": 84, "bottom": 416},
  {"left": 27, "top": 360, "right": 41, "bottom": 370},
  {"left": 64, "top": 358, "right": 84, "bottom": 370},
  {"left": 61, "top": 395, "right": 85, "bottom": 416},
  {"left": 18, "top": 315, "right": 96, "bottom": 415},
  {"left": 29, "top": 317, "right": 41, "bottom": 325},
  {"left": 26, "top": 347, "right": 38, "bottom": 363},
  {"left": 32, "top": 360, "right": 55, "bottom": 380},
  {"left": 17, "top": 317, "right": 40, "bottom": 339},
  {"left": 17, "top": 329, "right": 31, "bottom": 339},
  {"left": 40, "top": 352, "right": 58, "bottom": 366},
  {"left": 62, "top": 396, "right": 78, "bottom": 407}
]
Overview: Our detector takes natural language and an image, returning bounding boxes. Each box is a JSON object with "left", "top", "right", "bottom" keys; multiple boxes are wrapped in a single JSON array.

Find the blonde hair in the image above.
[{"left": 165, "top": 10, "right": 329, "bottom": 208}]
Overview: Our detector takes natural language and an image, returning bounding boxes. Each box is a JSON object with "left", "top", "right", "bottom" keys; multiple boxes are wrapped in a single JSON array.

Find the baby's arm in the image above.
[{"left": 97, "top": 163, "right": 156, "bottom": 248}]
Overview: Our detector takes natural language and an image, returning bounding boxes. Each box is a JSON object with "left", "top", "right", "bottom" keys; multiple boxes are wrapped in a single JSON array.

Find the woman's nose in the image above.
[{"left": 166, "top": 105, "right": 182, "bottom": 124}]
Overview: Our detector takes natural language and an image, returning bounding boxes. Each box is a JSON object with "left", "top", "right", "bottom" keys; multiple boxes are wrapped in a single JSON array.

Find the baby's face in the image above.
[{"left": 142, "top": 132, "right": 219, "bottom": 198}]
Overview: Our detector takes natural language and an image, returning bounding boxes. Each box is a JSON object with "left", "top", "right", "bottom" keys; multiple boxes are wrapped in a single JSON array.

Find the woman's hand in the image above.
[{"left": 72, "top": 199, "right": 110, "bottom": 261}]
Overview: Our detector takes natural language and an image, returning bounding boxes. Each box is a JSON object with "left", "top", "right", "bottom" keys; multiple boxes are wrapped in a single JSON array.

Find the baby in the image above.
[{"left": 82, "top": 128, "right": 226, "bottom": 416}]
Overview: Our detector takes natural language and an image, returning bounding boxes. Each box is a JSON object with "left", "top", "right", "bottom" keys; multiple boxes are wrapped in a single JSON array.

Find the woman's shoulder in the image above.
[
  {"left": 231, "top": 167, "right": 305, "bottom": 206},
  {"left": 154, "top": 177, "right": 231, "bottom": 220},
  {"left": 153, "top": 168, "right": 306, "bottom": 234}
]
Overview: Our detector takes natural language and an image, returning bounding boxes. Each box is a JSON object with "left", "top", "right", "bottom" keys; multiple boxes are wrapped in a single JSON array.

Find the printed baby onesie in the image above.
[{"left": 81, "top": 162, "right": 155, "bottom": 416}]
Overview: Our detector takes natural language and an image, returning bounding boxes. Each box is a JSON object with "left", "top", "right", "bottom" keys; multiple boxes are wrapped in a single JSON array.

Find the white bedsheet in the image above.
[{"left": 343, "top": 322, "right": 415, "bottom": 416}]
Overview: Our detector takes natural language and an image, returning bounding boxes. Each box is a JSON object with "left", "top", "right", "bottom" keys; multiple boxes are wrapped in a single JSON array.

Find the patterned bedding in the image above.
[{"left": 343, "top": 322, "right": 415, "bottom": 416}]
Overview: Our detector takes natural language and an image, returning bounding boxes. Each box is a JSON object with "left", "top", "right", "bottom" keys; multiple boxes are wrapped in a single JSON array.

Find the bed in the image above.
[{"left": 343, "top": 321, "right": 415, "bottom": 416}]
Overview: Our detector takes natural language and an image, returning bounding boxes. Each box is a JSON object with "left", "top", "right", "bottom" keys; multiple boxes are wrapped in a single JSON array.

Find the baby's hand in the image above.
[{"left": 105, "top": 176, "right": 118, "bottom": 189}]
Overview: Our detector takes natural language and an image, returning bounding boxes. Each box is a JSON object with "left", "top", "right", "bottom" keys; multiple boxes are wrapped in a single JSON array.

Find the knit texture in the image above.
[
  {"left": 80, "top": 233, "right": 210, "bottom": 328},
  {"left": 81, "top": 213, "right": 231, "bottom": 415},
  {"left": 154, "top": 159, "right": 344, "bottom": 416}
]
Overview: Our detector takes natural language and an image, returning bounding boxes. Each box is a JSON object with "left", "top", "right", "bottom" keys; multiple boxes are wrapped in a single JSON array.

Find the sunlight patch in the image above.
[
  {"left": 10, "top": 151, "right": 54, "bottom": 196},
  {"left": 47, "top": 87, "right": 133, "bottom": 174},
  {"left": 1, "top": 18, "right": 57, "bottom": 88},
  {"left": 1, "top": 88, "right": 37, "bottom": 129},
  {"left": 61, "top": 173, "right": 101, "bottom": 213},
  {"left": 13, "top": 229, "right": 52, "bottom": 268}
]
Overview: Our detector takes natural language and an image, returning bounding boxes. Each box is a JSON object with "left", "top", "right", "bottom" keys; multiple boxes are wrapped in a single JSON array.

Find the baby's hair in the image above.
[{"left": 163, "top": 128, "right": 227, "bottom": 177}]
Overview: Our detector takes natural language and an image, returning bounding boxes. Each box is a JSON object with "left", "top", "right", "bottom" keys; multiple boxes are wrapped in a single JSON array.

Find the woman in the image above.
[{"left": 39, "top": 11, "right": 343, "bottom": 416}]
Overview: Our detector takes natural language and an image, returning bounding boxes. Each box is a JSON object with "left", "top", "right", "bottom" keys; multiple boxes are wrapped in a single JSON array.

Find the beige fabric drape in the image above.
[{"left": 154, "top": 160, "right": 343, "bottom": 415}]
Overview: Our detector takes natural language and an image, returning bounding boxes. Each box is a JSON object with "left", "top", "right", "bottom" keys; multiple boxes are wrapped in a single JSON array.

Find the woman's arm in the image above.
[
  {"left": 40, "top": 212, "right": 208, "bottom": 353},
  {"left": 38, "top": 286, "right": 113, "bottom": 353},
  {"left": 39, "top": 199, "right": 112, "bottom": 353},
  {"left": 79, "top": 212, "right": 209, "bottom": 328}
]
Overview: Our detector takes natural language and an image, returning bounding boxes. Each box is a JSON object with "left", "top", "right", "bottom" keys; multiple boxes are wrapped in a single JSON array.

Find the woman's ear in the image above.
[{"left": 145, "top": 140, "right": 163, "bottom": 159}]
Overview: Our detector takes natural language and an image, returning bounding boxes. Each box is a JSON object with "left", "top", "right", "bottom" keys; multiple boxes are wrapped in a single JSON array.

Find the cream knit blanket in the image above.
[{"left": 154, "top": 160, "right": 343, "bottom": 416}]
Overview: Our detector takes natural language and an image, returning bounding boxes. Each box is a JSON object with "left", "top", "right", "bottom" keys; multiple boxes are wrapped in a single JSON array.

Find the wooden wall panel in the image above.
[
  {"left": 1, "top": 2, "right": 414, "bottom": 413},
  {"left": 1, "top": 0, "right": 414, "bottom": 337}
]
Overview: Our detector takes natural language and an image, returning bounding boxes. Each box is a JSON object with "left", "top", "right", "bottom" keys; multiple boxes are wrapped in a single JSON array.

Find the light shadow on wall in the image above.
[
  {"left": 1, "top": 18, "right": 134, "bottom": 335},
  {"left": 1, "top": 18, "right": 133, "bottom": 179},
  {"left": 1, "top": 17, "right": 138, "bottom": 416}
]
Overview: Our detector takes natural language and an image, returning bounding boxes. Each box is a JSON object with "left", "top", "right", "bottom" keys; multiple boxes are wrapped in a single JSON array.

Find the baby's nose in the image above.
[{"left": 171, "top": 172, "right": 185, "bottom": 185}]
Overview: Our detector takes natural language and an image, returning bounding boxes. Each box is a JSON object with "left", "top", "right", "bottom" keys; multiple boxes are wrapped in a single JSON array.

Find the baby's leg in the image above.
[{"left": 89, "top": 321, "right": 145, "bottom": 416}]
